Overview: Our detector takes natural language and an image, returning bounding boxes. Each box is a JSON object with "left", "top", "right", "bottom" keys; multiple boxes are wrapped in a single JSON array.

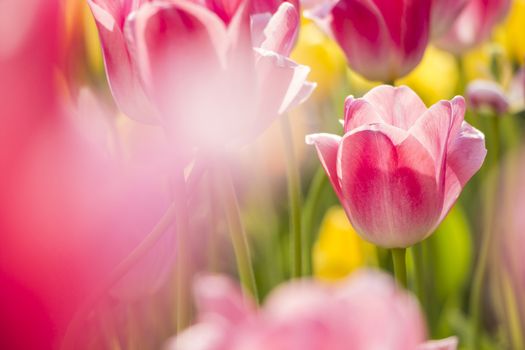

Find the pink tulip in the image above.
[
  {"left": 435, "top": 0, "right": 510, "bottom": 54},
  {"left": 466, "top": 79, "right": 509, "bottom": 115},
  {"left": 430, "top": 0, "right": 469, "bottom": 38},
  {"left": 307, "top": 85, "right": 486, "bottom": 248},
  {"left": 87, "top": 0, "right": 314, "bottom": 154},
  {"left": 169, "top": 270, "right": 457, "bottom": 350},
  {"left": 306, "top": 0, "right": 432, "bottom": 82}
]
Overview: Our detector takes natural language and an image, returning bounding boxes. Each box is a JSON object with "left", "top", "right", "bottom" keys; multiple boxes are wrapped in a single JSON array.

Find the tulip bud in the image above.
[
  {"left": 307, "top": 85, "right": 486, "bottom": 248},
  {"left": 466, "top": 79, "right": 509, "bottom": 115},
  {"left": 307, "top": 0, "right": 432, "bottom": 82}
]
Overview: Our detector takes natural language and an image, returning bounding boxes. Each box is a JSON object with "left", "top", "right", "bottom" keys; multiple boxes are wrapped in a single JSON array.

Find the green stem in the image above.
[
  {"left": 216, "top": 165, "right": 259, "bottom": 303},
  {"left": 469, "top": 116, "right": 501, "bottom": 349},
  {"left": 301, "top": 166, "right": 329, "bottom": 275},
  {"left": 173, "top": 168, "right": 191, "bottom": 333},
  {"left": 280, "top": 114, "right": 303, "bottom": 278},
  {"left": 392, "top": 248, "right": 407, "bottom": 288},
  {"left": 412, "top": 243, "right": 427, "bottom": 308}
]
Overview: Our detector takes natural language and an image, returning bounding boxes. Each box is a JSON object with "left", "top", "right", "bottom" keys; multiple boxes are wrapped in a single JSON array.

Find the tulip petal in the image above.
[
  {"left": 343, "top": 97, "right": 384, "bottom": 133},
  {"left": 409, "top": 96, "right": 466, "bottom": 186},
  {"left": 418, "top": 336, "right": 458, "bottom": 350},
  {"left": 338, "top": 127, "right": 441, "bottom": 247},
  {"left": 440, "top": 122, "right": 486, "bottom": 221},
  {"left": 306, "top": 133, "right": 343, "bottom": 200},
  {"left": 194, "top": 275, "right": 255, "bottom": 325},
  {"left": 259, "top": 2, "right": 299, "bottom": 56},
  {"left": 88, "top": 0, "right": 159, "bottom": 123},
  {"left": 362, "top": 85, "right": 428, "bottom": 130}
]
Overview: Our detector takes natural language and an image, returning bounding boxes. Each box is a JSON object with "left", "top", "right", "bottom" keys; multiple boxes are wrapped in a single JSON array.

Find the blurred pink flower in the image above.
[
  {"left": 306, "top": 0, "right": 431, "bottom": 82},
  {"left": 430, "top": 0, "right": 469, "bottom": 39},
  {"left": 466, "top": 79, "right": 509, "bottom": 115},
  {"left": 88, "top": 0, "right": 314, "bottom": 155},
  {"left": 168, "top": 270, "right": 457, "bottom": 350},
  {"left": 307, "top": 85, "right": 486, "bottom": 248},
  {"left": 435, "top": 0, "right": 511, "bottom": 54}
]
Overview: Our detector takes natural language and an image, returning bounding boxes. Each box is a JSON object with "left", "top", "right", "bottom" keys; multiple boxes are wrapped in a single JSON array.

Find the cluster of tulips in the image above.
[{"left": 0, "top": 0, "right": 524, "bottom": 349}]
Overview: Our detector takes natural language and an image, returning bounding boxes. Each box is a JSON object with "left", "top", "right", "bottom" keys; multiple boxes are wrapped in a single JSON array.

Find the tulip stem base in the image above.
[
  {"left": 280, "top": 113, "right": 303, "bottom": 278},
  {"left": 216, "top": 165, "right": 259, "bottom": 303},
  {"left": 392, "top": 248, "right": 407, "bottom": 288}
]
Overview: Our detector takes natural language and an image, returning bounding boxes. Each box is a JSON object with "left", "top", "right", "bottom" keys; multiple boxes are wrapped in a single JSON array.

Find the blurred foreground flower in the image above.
[
  {"left": 436, "top": 0, "right": 511, "bottom": 55},
  {"left": 307, "top": 85, "right": 486, "bottom": 248},
  {"left": 169, "top": 271, "right": 457, "bottom": 350},
  {"left": 88, "top": 0, "right": 314, "bottom": 157},
  {"left": 306, "top": 0, "right": 431, "bottom": 82},
  {"left": 313, "top": 206, "right": 376, "bottom": 281}
]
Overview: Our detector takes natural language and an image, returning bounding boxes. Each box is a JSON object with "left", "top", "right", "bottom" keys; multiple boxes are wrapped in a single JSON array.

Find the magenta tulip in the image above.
[
  {"left": 87, "top": 0, "right": 314, "bottom": 153},
  {"left": 435, "top": 0, "right": 510, "bottom": 54},
  {"left": 307, "top": 0, "right": 432, "bottom": 82},
  {"left": 307, "top": 85, "right": 486, "bottom": 248},
  {"left": 169, "top": 271, "right": 457, "bottom": 350}
]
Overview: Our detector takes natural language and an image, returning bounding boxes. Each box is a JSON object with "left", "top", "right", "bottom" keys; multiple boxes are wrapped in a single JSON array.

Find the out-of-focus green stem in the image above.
[
  {"left": 469, "top": 116, "right": 501, "bottom": 349},
  {"left": 392, "top": 248, "right": 407, "bottom": 288},
  {"left": 216, "top": 165, "right": 259, "bottom": 303},
  {"left": 173, "top": 168, "right": 191, "bottom": 333},
  {"left": 301, "top": 166, "right": 328, "bottom": 275},
  {"left": 501, "top": 271, "right": 525, "bottom": 350},
  {"left": 280, "top": 114, "right": 303, "bottom": 278},
  {"left": 412, "top": 243, "right": 427, "bottom": 308}
]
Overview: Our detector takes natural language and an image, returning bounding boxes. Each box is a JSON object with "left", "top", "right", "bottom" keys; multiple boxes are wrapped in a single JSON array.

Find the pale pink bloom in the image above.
[
  {"left": 306, "top": 0, "right": 431, "bottom": 82},
  {"left": 418, "top": 337, "right": 459, "bottom": 350},
  {"left": 168, "top": 271, "right": 457, "bottom": 350},
  {"left": 88, "top": 0, "right": 314, "bottom": 154},
  {"left": 307, "top": 85, "right": 486, "bottom": 248},
  {"left": 436, "top": 0, "right": 510, "bottom": 54},
  {"left": 466, "top": 79, "right": 509, "bottom": 115},
  {"left": 430, "top": 0, "right": 469, "bottom": 38}
]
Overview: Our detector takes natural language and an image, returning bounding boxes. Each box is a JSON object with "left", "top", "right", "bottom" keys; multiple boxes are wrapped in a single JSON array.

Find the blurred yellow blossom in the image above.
[
  {"left": 291, "top": 19, "right": 346, "bottom": 99},
  {"left": 397, "top": 46, "right": 459, "bottom": 105},
  {"left": 494, "top": 0, "right": 525, "bottom": 65},
  {"left": 313, "top": 206, "right": 376, "bottom": 281}
]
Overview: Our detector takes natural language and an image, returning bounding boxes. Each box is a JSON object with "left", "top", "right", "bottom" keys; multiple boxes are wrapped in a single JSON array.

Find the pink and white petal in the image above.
[
  {"left": 409, "top": 100, "right": 453, "bottom": 183},
  {"left": 305, "top": 133, "right": 342, "bottom": 199},
  {"left": 194, "top": 275, "right": 256, "bottom": 326},
  {"left": 418, "top": 336, "right": 458, "bottom": 350},
  {"left": 338, "top": 128, "right": 441, "bottom": 247},
  {"left": 88, "top": 0, "right": 159, "bottom": 123},
  {"left": 165, "top": 322, "right": 226, "bottom": 350},
  {"left": 362, "top": 85, "right": 428, "bottom": 130},
  {"left": 343, "top": 97, "right": 385, "bottom": 133},
  {"left": 440, "top": 122, "right": 486, "bottom": 220},
  {"left": 259, "top": 2, "right": 299, "bottom": 56},
  {"left": 132, "top": 0, "right": 226, "bottom": 123},
  {"left": 251, "top": 12, "right": 272, "bottom": 47}
]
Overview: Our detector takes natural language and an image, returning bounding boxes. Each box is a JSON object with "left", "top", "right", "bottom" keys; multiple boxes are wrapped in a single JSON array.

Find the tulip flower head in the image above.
[
  {"left": 436, "top": 0, "right": 511, "bottom": 55},
  {"left": 307, "top": 0, "right": 432, "bottom": 82},
  {"left": 466, "top": 79, "right": 509, "bottom": 115},
  {"left": 169, "top": 271, "right": 458, "bottom": 350},
  {"left": 87, "top": 0, "right": 314, "bottom": 156},
  {"left": 307, "top": 85, "right": 486, "bottom": 248}
]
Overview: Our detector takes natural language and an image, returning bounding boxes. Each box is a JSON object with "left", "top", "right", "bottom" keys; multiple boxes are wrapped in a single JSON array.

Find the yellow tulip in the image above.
[
  {"left": 397, "top": 46, "right": 459, "bottom": 105},
  {"left": 494, "top": 0, "right": 525, "bottom": 65},
  {"left": 313, "top": 206, "right": 376, "bottom": 281},
  {"left": 291, "top": 19, "right": 346, "bottom": 99}
]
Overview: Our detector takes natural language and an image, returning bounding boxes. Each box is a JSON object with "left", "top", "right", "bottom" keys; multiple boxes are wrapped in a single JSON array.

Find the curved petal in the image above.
[
  {"left": 259, "top": 2, "right": 299, "bottom": 56},
  {"left": 337, "top": 127, "right": 441, "bottom": 247},
  {"left": 194, "top": 275, "right": 255, "bottom": 325},
  {"left": 362, "top": 85, "right": 428, "bottom": 130},
  {"left": 409, "top": 96, "right": 465, "bottom": 185},
  {"left": 343, "top": 97, "right": 384, "bottom": 133},
  {"left": 440, "top": 122, "right": 486, "bottom": 221},
  {"left": 329, "top": 0, "right": 394, "bottom": 81},
  {"left": 418, "top": 336, "right": 458, "bottom": 350},
  {"left": 305, "top": 133, "right": 343, "bottom": 200},
  {"left": 88, "top": 0, "right": 159, "bottom": 123},
  {"left": 131, "top": 0, "right": 227, "bottom": 130}
]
